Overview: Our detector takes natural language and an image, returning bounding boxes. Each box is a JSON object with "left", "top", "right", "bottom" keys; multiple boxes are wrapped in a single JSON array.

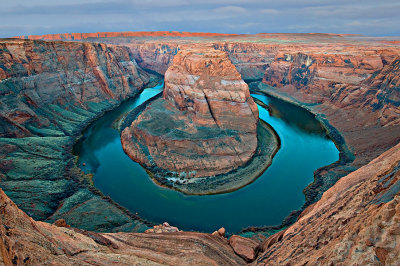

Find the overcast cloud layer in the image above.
[{"left": 1, "top": 0, "right": 399, "bottom": 37}]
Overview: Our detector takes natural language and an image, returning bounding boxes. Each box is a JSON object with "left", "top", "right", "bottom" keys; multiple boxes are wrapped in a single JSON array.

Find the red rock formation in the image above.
[
  {"left": 163, "top": 48, "right": 258, "bottom": 132},
  {"left": 0, "top": 39, "right": 152, "bottom": 138},
  {"left": 0, "top": 187, "right": 245, "bottom": 265},
  {"left": 229, "top": 235, "right": 260, "bottom": 262},
  {"left": 14, "top": 31, "right": 236, "bottom": 41},
  {"left": 121, "top": 48, "right": 258, "bottom": 178},
  {"left": 257, "top": 142, "right": 400, "bottom": 265}
]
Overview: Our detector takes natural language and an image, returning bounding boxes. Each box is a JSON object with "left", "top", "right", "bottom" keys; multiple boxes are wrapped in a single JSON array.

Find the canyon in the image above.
[{"left": 0, "top": 32, "right": 400, "bottom": 264}]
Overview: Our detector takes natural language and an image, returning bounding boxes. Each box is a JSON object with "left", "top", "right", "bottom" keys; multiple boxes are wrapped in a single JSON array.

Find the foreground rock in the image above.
[
  {"left": 121, "top": 48, "right": 259, "bottom": 179},
  {"left": 229, "top": 235, "right": 260, "bottom": 262},
  {"left": 145, "top": 222, "right": 180, "bottom": 233},
  {"left": 1, "top": 143, "right": 400, "bottom": 264},
  {"left": 258, "top": 142, "right": 400, "bottom": 264},
  {"left": 0, "top": 188, "right": 246, "bottom": 265}
]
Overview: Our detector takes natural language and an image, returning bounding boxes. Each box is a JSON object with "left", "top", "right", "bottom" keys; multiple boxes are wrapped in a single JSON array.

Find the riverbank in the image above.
[
  {"left": 146, "top": 120, "right": 280, "bottom": 195},
  {"left": 74, "top": 80, "right": 338, "bottom": 233},
  {"left": 243, "top": 81, "right": 355, "bottom": 231}
]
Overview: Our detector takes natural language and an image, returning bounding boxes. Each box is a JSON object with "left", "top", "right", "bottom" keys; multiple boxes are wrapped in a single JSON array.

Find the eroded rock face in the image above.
[
  {"left": 257, "top": 142, "right": 400, "bottom": 265},
  {"left": 0, "top": 39, "right": 158, "bottom": 231},
  {"left": 121, "top": 48, "right": 258, "bottom": 178}
]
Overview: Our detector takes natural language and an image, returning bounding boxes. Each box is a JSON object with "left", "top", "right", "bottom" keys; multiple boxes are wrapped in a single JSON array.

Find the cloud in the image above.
[
  {"left": 0, "top": 0, "right": 399, "bottom": 37},
  {"left": 260, "top": 9, "right": 280, "bottom": 15},
  {"left": 214, "top": 6, "right": 247, "bottom": 14}
]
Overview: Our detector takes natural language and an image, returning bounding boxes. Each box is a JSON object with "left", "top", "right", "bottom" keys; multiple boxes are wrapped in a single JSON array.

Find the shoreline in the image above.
[
  {"left": 236, "top": 81, "right": 356, "bottom": 236},
  {"left": 142, "top": 120, "right": 281, "bottom": 195}
]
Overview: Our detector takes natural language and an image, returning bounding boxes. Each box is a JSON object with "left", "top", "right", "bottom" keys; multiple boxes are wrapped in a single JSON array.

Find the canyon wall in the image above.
[
  {"left": 5, "top": 32, "right": 400, "bottom": 226},
  {"left": 257, "top": 142, "right": 400, "bottom": 265},
  {"left": 0, "top": 39, "right": 159, "bottom": 232},
  {"left": 0, "top": 187, "right": 245, "bottom": 265}
]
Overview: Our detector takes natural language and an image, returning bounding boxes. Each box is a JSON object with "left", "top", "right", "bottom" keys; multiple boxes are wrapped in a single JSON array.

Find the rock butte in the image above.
[
  {"left": 1, "top": 32, "right": 400, "bottom": 264},
  {"left": 121, "top": 48, "right": 259, "bottom": 178}
]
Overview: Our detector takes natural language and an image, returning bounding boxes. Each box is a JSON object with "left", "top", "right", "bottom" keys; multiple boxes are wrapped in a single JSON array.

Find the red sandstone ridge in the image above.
[
  {"left": 163, "top": 48, "right": 259, "bottom": 132},
  {"left": 121, "top": 48, "right": 259, "bottom": 179},
  {"left": 257, "top": 142, "right": 400, "bottom": 265},
  {"left": 13, "top": 31, "right": 236, "bottom": 41}
]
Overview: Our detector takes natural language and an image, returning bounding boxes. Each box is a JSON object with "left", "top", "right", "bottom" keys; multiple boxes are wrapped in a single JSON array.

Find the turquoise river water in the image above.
[{"left": 74, "top": 83, "right": 339, "bottom": 233}]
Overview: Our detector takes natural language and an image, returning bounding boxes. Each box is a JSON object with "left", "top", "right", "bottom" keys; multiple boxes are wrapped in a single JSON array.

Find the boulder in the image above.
[{"left": 229, "top": 235, "right": 260, "bottom": 262}]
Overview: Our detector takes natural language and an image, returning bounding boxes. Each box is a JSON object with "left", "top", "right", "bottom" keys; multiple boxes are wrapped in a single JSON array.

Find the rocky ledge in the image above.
[{"left": 121, "top": 48, "right": 279, "bottom": 194}]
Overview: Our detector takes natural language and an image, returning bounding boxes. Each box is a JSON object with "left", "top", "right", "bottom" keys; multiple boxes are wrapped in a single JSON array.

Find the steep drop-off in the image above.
[
  {"left": 257, "top": 142, "right": 400, "bottom": 265},
  {"left": 0, "top": 39, "right": 159, "bottom": 232}
]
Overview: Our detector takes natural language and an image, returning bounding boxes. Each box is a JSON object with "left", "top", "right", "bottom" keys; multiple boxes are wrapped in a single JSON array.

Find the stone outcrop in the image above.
[
  {"left": 121, "top": 48, "right": 259, "bottom": 179},
  {"left": 229, "top": 235, "right": 260, "bottom": 262},
  {"left": 0, "top": 188, "right": 246, "bottom": 265},
  {"left": 257, "top": 142, "right": 400, "bottom": 265},
  {"left": 0, "top": 38, "right": 159, "bottom": 231},
  {"left": 144, "top": 222, "right": 180, "bottom": 233}
]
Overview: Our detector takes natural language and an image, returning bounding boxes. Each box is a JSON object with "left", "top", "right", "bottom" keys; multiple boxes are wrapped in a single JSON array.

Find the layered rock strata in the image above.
[
  {"left": 121, "top": 48, "right": 259, "bottom": 179},
  {"left": 0, "top": 188, "right": 246, "bottom": 265},
  {"left": 257, "top": 142, "right": 400, "bottom": 265},
  {"left": 0, "top": 39, "right": 159, "bottom": 231},
  {"left": 93, "top": 33, "right": 400, "bottom": 209}
]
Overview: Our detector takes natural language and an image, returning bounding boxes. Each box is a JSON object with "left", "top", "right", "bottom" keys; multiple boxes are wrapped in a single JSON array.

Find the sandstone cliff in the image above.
[
  {"left": 257, "top": 142, "right": 400, "bottom": 265},
  {"left": 0, "top": 39, "right": 159, "bottom": 232},
  {"left": 121, "top": 48, "right": 259, "bottom": 179}
]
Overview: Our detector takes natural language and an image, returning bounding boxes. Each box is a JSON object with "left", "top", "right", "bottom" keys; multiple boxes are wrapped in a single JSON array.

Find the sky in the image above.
[{"left": 1, "top": 0, "right": 399, "bottom": 38}]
